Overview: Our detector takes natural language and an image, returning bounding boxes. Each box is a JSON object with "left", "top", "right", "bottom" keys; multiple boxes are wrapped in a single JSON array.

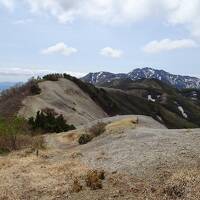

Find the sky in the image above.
[{"left": 0, "top": 0, "right": 200, "bottom": 82}]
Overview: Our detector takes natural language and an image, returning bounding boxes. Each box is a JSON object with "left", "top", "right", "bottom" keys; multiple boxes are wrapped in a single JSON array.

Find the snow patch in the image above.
[
  {"left": 178, "top": 106, "right": 188, "bottom": 118},
  {"left": 156, "top": 115, "right": 162, "bottom": 122},
  {"left": 148, "top": 95, "right": 156, "bottom": 102}
]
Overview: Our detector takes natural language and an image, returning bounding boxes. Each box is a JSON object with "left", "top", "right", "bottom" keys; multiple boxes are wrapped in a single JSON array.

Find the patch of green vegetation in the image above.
[
  {"left": 0, "top": 78, "right": 41, "bottom": 118},
  {"left": 0, "top": 148, "right": 10, "bottom": 155},
  {"left": 43, "top": 74, "right": 63, "bottom": 81},
  {"left": 78, "top": 134, "right": 92, "bottom": 145},
  {"left": 158, "top": 106, "right": 198, "bottom": 129},
  {"left": 30, "top": 82, "right": 41, "bottom": 95},
  {"left": 28, "top": 108, "right": 75, "bottom": 133},
  {"left": 0, "top": 116, "right": 38, "bottom": 152}
]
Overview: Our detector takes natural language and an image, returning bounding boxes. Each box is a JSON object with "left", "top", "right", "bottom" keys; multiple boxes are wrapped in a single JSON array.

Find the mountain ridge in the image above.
[
  {"left": 82, "top": 67, "right": 200, "bottom": 89},
  {"left": 1, "top": 73, "right": 200, "bottom": 129}
]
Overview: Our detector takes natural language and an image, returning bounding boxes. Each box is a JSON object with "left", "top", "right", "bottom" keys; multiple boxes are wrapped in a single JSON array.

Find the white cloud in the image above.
[
  {"left": 100, "top": 47, "right": 123, "bottom": 58},
  {"left": 0, "top": 0, "right": 15, "bottom": 10},
  {"left": 143, "top": 38, "right": 198, "bottom": 53},
  {"left": 41, "top": 42, "right": 78, "bottom": 56}
]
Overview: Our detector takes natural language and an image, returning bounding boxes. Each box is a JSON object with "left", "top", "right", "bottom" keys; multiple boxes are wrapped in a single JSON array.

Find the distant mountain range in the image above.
[
  {"left": 82, "top": 67, "right": 200, "bottom": 89},
  {"left": 0, "top": 82, "right": 18, "bottom": 91}
]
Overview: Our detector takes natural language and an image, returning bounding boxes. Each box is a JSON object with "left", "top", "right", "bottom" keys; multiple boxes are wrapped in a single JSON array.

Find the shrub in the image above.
[
  {"left": 0, "top": 117, "right": 28, "bottom": 151},
  {"left": 85, "top": 170, "right": 105, "bottom": 190},
  {"left": 30, "top": 83, "right": 41, "bottom": 95},
  {"left": 71, "top": 179, "right": 83, "bottom": 193},
  {"left": 0, "top": 148, "right": 10, "bottom": 155},
  {"left": 89, "top": 122, "right": 106, "bottom": 137},
  {"left": 28, "top": 108, "right": 75, "bottom": 133},
  {"left": 43, "top": 74, "right": 63, "bottom": 81},
  {"left": 0, "top": 78, "right": 41, "bottom": 118},
  {"left": 0, "top": 117, "right": 44, "bottom": 152},
  {"left": 31, "top": 135, "right": 45, "bottom": 150},
  {"left": 164, "top": 183, "right": 186, "bottom": 199},
  {"left": 78, "top": 122, "right": 106, "bottom": 145},
  {"left": 78, "top": 134, "right": 92, "bottom": 145}
]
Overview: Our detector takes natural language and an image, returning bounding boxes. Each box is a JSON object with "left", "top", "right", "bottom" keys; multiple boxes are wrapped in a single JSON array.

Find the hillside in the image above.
[
  {"left": 5, "top": 75, "right": 198, "bottom": 129},
  {"left": 18, "top": 78, "right": 107, "bottom": 126},
  {"left": 82, "top": 67, "right": 200, "bottom": 89},
  {"left": 0, "top": 115, "right": 200, "bottom": 200},
  {"left": 98, "top": 78, "right": 200, "bottom": 128},
  {"left": 0, "top": 74, "right": 200, "bottom": 129}
]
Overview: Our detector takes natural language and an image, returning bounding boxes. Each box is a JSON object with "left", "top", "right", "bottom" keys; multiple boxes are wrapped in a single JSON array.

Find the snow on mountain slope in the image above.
[
  {"left": 82, "top": 67, "right": 200, "bottom": 89},
  {"left": 82, "top": 71, "right": 127, "bottom": 85}
]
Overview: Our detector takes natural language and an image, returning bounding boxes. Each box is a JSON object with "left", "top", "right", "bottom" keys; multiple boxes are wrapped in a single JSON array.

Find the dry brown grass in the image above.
[
  {"left": 102, "top": 167, "right": 200, "bottom": 200},
  {"left": 71, "top": 179, "right": 83, "bottom": 193},
  {"left": 129, "top": 167, "right": 200, "bottom": 200},
  {"left": 0, "top": 134, "right": 45, "bottom": 153},
  {"left": 77, "top": 122, "right": 106, "bottom": 145},
  {"left": 161, "top": 168, "right": 200, "bottom": 199},
  {"left": 105, "top": 117, "right": 138, "bottom": 133},
  {"left": 0, "top": 144, "right": 199, "bottom": 199}
]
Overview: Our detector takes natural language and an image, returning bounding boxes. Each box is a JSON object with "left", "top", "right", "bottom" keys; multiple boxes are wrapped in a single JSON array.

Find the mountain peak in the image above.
[{"left": 82, "top": 67, "right": 200, "bottom": 89}]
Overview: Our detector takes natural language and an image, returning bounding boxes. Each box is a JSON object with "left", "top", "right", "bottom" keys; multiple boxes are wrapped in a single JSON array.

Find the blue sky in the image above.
[{"left": 0, "top": 0, "right": 200, "bottom": 82}]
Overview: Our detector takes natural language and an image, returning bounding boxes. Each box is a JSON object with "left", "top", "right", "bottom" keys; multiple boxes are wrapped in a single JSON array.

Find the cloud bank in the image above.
[
  {"left": 1, "top": 0, "right": 198, "bottom": 38},
  {"left": 0, "top": 67, "right": 85, "bottom": 80}
]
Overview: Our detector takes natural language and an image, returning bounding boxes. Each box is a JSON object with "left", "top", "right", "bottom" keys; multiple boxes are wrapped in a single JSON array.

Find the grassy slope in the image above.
[{"left": 79, "top": 77, "right": 200, "bottom": 129}]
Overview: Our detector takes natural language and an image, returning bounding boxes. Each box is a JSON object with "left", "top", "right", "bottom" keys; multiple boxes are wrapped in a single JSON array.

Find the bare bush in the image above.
[
  {"left": 0, "top": 117, "right": 45, "bottom": 153},
  {"left": 89, "top": 122, "right": 106, "bottom": 137},
  {"left": 78, "top": 134, "right": 92, "bottom": 145},
  {"left": 78, "top": 122, "right": 106, "bottom": 145},
  {"left": 71, "top": 179, "right": 83, "bottom": 193},
  {"left": 85, "top": 170, "right": 105, "bottom": 190},
  {"left": 43, "top": 74, "right": 63, "bottom": 81},
  {"left": 0, "top": 134, "right": 45, "bottom": 152},
  {"left": 0, "top": 78, "right": 41, "bottom": 117}
]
